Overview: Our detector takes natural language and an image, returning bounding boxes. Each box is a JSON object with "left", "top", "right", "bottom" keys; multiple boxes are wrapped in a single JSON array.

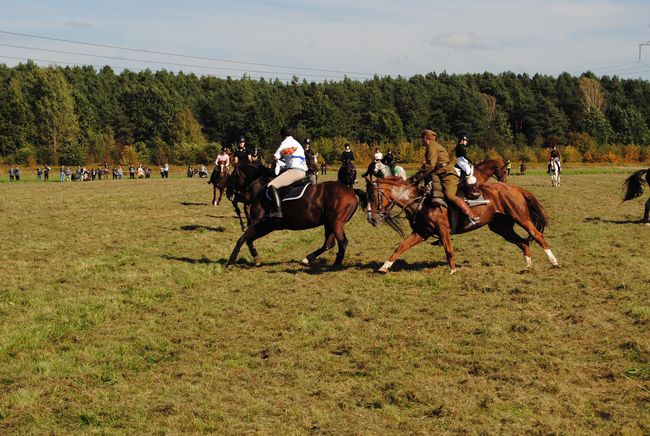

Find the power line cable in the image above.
[
  {"left": 0, "top": 43, "right": 359, "bottom": 80},
  {"left": 0, "top": 29, "right": 376, "bottom": 76}
]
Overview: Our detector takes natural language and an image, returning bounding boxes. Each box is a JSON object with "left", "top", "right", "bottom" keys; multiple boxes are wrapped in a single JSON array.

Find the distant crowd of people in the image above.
[{"left": 4, "top": 162, "right": 171, "bottom": 181}]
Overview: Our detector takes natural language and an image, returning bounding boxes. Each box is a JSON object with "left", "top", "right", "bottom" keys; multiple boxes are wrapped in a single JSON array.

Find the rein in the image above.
[{"left": 370, "top": 182, "right": 423, "bottom": 223}]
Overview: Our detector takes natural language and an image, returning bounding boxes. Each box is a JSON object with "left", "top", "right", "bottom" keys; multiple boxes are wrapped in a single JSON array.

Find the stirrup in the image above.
[{"left": 467, "top": 216, "right": 480, "bottom": 227}]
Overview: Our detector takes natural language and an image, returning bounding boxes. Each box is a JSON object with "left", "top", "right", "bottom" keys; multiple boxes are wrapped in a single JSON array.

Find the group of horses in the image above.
[{"left": 206, "top": 159, "right": 570, "bottom": 273}]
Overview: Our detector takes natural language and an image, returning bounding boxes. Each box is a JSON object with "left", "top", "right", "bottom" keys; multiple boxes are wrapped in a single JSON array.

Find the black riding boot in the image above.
[{"left": 268, "top": 186, "right": 283, "bottom": 218}]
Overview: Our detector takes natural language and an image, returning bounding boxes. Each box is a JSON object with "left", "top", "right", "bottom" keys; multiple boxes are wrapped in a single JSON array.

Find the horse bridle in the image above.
[{"left": 368, "top": 181, "right": 423, "bottom": 223}]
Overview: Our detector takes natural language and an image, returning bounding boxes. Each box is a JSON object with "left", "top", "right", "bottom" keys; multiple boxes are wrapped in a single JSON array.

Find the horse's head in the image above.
[
  {"left": 364, "top": 177, "right": 404, "bottom": 224},
  {"left": 474, "top": 159, "right": 508, "bottom": 183}
]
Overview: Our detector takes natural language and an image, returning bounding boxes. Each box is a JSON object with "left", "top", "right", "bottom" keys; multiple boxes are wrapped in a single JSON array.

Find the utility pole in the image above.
[{"left": 640, "top": 25, "right": 650, "bottom": 60}]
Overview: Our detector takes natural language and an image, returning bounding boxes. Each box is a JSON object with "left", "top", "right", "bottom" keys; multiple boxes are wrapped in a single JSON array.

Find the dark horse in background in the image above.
[
  {"left": 226, "top": 162, "right": 359, "bottom": 268},
  {"left": 623, "top": 168, "right": 650, "bottom": 225},
  {"left": 338, "top": 160, "right": 357, "bottom": 187},
  {"left": 365, "top": 160, "right": 558, "bottom": 273},
  {"left": 208, "top": 166, "right": 250, "bottom": 230}
]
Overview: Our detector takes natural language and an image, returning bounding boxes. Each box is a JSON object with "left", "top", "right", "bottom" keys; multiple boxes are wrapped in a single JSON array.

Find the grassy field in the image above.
[{"left": 0, "top": 170, "right": 648, "bottom": 433}]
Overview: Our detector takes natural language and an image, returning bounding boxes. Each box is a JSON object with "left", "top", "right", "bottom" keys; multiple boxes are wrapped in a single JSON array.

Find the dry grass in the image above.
[{"left": 0, "top": 171, "right": 648, "bottom": 433}]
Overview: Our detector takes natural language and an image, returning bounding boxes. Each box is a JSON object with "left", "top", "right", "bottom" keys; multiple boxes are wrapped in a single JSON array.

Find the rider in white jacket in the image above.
[{"left": 267, "top": 126, "right": 308, "bottom": 218}]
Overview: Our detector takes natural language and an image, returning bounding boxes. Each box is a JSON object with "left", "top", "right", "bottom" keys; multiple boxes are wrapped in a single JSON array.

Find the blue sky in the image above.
[{"left": 1, "top": 0, "right": 650, "bottom": 81}]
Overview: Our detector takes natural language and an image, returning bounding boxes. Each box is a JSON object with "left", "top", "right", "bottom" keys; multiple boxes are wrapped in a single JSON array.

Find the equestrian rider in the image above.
[
  {"left": 410, "top": 129, "right": 481, "bottom": 226},
  {"left": 216, "top": 147, "right": 230, "bottom": 174},
  {"left": 548, "top": 145, "right": 561, "bottom": 173},
  {"left": 382, "top": 148, "right": 396, "bottom": 175},
  {"left": 340, "top": 143, "right": 355, "bottom": 166},
  {"left": 267, "top": 126, "right": 308, "bottom": 218},
  {"left": 373, "top": 148, "right": 383, "bottom": 162},
  {"left": 304, "top": 138, "right": 318, "bottom": 184},
  {"left": 233, "top": 136, "right": 249, "bottom": 165}
]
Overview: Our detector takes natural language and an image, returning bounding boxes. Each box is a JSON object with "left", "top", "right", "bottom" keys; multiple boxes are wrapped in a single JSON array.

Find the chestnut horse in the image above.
[
  {"left": 365, "top": 172, "right": 558, "bottom": 273},
  {"left": 225, "top": 162, "right": 359, "bottom": 268}
]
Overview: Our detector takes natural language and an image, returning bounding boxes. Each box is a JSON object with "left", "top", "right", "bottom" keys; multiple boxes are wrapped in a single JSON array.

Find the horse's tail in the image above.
[
  {"left": 516, "top": 186, "right": 548, "bottom": 236},
  {"left": 622, "top": 169, "right": 649, "bottom": 201},
  {"left": 354, "top": 188, "right": 368, "bottom": 210}
]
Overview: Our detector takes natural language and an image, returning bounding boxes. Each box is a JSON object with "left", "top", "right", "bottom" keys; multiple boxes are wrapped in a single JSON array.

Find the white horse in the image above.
[
  {"left": 549, "top": 159, "right": 561, "bottom": 187},
  {"left": 373, "top": 161, "right": 407, "bottom": 180}
]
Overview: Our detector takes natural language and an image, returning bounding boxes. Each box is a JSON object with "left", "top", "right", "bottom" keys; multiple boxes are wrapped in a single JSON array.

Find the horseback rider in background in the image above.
[
  {"left": 267, "top": 126, "right": 308, "bottom": 218},
  {"left": 454, "top": 135, "right": 479, "bottom": 193},
  {"left": 548, "top": 145, "right": 561, "bottom": 174},
  {"left": 340, "top": 143, "right": 355, "bottom": 167},
  {"left": 410, "top": 129, "right": 481, "bottom": 227},
  {"left": 382, "top": 148, "right": 396, "bottom": 175},
  {"left": 233, "top": 136, "right": 249, "bottom": 165},
  {"left": 303, "top": 138, "right": 318, "bottom": 184}
]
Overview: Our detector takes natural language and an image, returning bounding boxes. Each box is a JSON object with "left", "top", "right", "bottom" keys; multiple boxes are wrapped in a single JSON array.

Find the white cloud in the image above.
[{"left": 428, "top": 32, "right": 494, "bottom": 50}]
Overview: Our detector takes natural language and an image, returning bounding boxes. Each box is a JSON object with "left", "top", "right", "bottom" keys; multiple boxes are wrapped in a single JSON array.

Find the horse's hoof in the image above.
[
  {"left": 300, "top": 258, "right": 310, "bottom": 266},
  {"left": 377, "top": 267, "right": 389, "bottom": 274},
  {"left": 225, "top": 263, "right": 234, "bottom": 270},
  {"left": 212, "top": 201, "right": 217, "bottom": 206},
  {"left": 254, "top": 257, "right": 262, "bottom": 267},
  {"left": 449, "top": 268, "right": 457, "bottom": 275},
  {"left": 645, "top": 222, "right": 650, "bottom": 226}
]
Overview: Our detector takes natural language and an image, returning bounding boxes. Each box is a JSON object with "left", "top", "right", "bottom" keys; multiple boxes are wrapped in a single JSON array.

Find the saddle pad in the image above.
[{"left": 267, "top": 182, "right": 312, "bottom": 202}]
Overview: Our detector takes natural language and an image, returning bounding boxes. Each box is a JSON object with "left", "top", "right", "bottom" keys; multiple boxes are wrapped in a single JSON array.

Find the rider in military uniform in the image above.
[{"left": 410, "top": 130, "right": 480, "bottom": 226}]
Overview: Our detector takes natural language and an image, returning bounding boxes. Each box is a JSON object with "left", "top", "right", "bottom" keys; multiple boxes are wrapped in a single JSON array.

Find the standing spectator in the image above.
[
  {"left": 60, "top": 166, "right": 66, "bottom": 182},
  {"left": 36, "top": 167, "right": 43, "bottom": 181},
  {"left": 145, "top": 167, "right": 151, "bottom": 178},
  {"left": 187, "top": 165, "right": 193, "bottom": 178},
  {"left": 163, "top": 163, "right": 169, "bottom": 178},
  {"left": 66, "top": 167, "right": 72, "bottom": 181},
  {"left": 129, "top": 164, "right": 136, "bottom": 179},
  {"left": 91, "top": 168, "right": 97, "bottom": 180},
  {"left": 321, "top": 161, "right": 327, "bottom": 175},
  {"left": 14, "top": 166, "right": 20, "bottom": 181},
  {"left": 520, "top": 162, "right": 527, "bottom": 176},
  {"left": 44, "top": 164, "right": 50, "bottom": 181},
  {"left": 505, "top": 159, "right": 512, "bottom": 176},
  {"left": 117, "top": 166, "right": 124, "bottom": 179},
  {"left": 9, "top": 165, "right": 14, "bottom": 181}
]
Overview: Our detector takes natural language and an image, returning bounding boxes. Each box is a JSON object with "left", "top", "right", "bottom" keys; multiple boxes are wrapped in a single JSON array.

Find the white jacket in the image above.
[{"left": 273, "top": 136, "right": 308, "bottom": 171}]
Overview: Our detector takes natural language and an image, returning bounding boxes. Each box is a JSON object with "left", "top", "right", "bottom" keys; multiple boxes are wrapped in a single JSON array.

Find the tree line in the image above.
[{"left": 1, "top": 61, "right": 649, "bottom": 166}]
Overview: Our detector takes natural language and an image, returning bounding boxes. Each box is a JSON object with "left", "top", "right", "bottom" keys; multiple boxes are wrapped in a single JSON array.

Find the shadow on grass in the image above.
[
  {"left": 162, "top": 255, "right": 226, "bottom": 265},
  {"left": 265, "top": 259, "right": 449, "bottom": 275},
  {"left": 206, "top": 214, "right": 239, "bottom": 219},
  {"left": 584, "top": 216, "right": 643, "bottom": 224},
  {"left": 178, "top": 224, "right": 226, "bottom": 232},
  {"left": 180, "top": 202, "right": 208, "bottom": 206}
]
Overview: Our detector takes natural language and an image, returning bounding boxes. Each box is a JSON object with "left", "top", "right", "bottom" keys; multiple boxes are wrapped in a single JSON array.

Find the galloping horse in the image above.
[
  {"left": 365, "top": 167, "right": 558, "bottom": 273},
  {"left": 338, "top": 161, "right": 357, "bottom": 187},
  {"left": 623, "top": 168, "right": 650, "bottom": 225},
  {"left": 549, "top": 160, "right": 561, "bottom": 187},
  {"left": 209, "top": 167, "right": 229, "bottom": 206},
  {"left": 226, "top": 162, "right": 359, "bottom": 267}
]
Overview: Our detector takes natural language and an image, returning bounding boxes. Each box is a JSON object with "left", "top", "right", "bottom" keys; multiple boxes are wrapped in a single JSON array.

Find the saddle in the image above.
[{"left": 267, "top": 177, "right": 312, "bottom": 202}]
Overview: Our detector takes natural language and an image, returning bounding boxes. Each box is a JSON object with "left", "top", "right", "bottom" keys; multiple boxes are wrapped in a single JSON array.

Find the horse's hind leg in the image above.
[
  {"left": 212, "top": 186, "right": 218, "bottom": 206},
  {"left": 489, "top": 216, "right": 532, "bottom": 268},
  {"left": 378, "top": 232, "right": 425, "bottom": 273},
  {"left": 513, "top": 217, "right": 558, "bottom": 267},
  {"left": 302, "top": 226, "right": 336, "bottom": 266},
  {"left": 644, "top": 197, "right": 649, "bottom": 225},
  {"left": 331, "top": 222, "right": 349, "bottom": 267},
  {"left": 217, "top": 187, "right": 224, "bottom": 206}
]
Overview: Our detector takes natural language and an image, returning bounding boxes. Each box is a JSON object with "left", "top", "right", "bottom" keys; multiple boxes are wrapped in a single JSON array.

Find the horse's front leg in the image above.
[
  {"left": 217, "top": 187, "right": 224, "bottom": 206},
  {"left": 212, "top": 185, "right": 218, "bottom": 206},
  {"left": 232, "top": 201, "right": 245, "bottom": 230},
  {"left": 644, "top": 197, "right": 649, "bottom": 225},
  {"left": 378, "top": 232, "right": 425, "bottom": 273}
]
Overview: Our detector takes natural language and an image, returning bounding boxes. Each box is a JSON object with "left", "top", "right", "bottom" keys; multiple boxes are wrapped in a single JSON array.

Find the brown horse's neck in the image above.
[
  {"left": 474, "top": 160, "right": 505, "bottom": 184},
  {"left": 380, "top": 179, "right": 420, "bottom": 212}
]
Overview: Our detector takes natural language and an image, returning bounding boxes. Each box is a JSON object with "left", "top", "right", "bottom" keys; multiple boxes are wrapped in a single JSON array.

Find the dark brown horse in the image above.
[
  {"left": 208, "top": 166, "right": 250, "bottom": 230},
  {"left": 226, "top": 162, "right": 359, "bottom": 268},
  {"left": 623, "top": 168, "right": 650, "bottom": 225},
  {"left": 365, "top": 172, "right": 558, "bottom": 273}
]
